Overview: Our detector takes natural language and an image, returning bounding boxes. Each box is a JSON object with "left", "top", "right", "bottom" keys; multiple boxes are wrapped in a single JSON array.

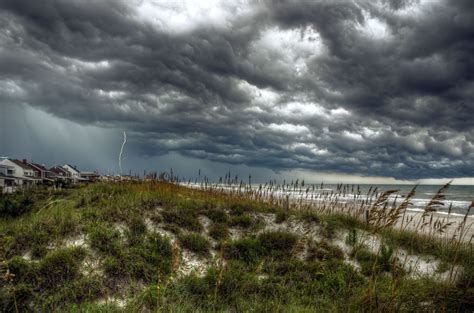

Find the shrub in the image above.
[
  {"left": 75, "top": 196, "right": 86, "bottom": 208},
  {"left": 351, "top": 244, "right": 396, "bottom": 276},
  {"left": 265, "top": 260, "right": 324, "bottom": 282},
  {"left": 132, "top": 232, "right": 173, "bottom": 279},
  {"left": 209, "top": 223, "right": 229, "bottom": 241},
  {"left": 162, "top": 209, "right": 202, "bottom": 232},
  {"left": 179, "top": 233, "right": 210, "bottom": 256},
  {"left": 41, "top": 275, "right": 106, "bottom": 308},
  {"left": 229, "top": 204, "right": 249, "bottom": 216},
  {"left": 300, "top": 211, "right": 321, "bottom": 224},
  {"left": 275, "top": 210, "right": 289, "bottom": 223},
  {"left": 163, "top": 223, "right": 182, "bottom": 235},
  {"left": 38, "top": 247, "right": 86, "bottom": 288},
  {"left": 126, "top": 215, "right": 147, "bottom": 245},
  {"left": 0, "top": 283, "right": 33, "bottom": 312},
  {"left": 103, "top": 232, "right": 172, "bottom": 281},
  {"left": 149, "top": 212, "right": 163, "bottom": 224},
  {"left": 7, "top": 256, "right": 36, "bottom": 284},
  {"left": 224, "top": 232, "right": 299, "bottom": 263},
  {"left": 31, "top": 243, "right": 48, "bottom": 259},
  {"left": 345, "top": 229, "right": 358, "bottom": 246},
  {"left": 258, "top": 231, "right": 299, "bottom": 259},
  {"left": 103, "top": 256, "right": 124, "bottom": 277},
  {"left": 87, "top": 224, "right": 122, "bottom": 255},
  {"left": 0, "top": 193, "right": 34, "bottom": 218},
  {"left": 379, "top": 244, "right": 395, "bottom": 272},
  {"left": 203, "top": 208, "right": 228, "bottom": 223},
  {"left": 229, "top": 214, "right": 253, "bottom": 228},
  {"left": 212, "top": 261, "right": 259, "bottom": 302},
  {"left": 322, "top": 220, "right": 337, "bottom": 239},
  {"left": 307, "top": 240, "right": 344, "bottom": 262},
  {"left": 128, "top": 216, "right": 147, "bottom": 237},
  {"left": 352, "top": 247, "right": 379, "bottom": 276},
  {"left": 224, "top": 238, "right": 262, "bottom": 264}
]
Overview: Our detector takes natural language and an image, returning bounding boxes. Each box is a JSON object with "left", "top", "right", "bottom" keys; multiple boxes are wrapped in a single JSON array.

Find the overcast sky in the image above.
[{"left": 0, "top": 0, "right": 473, "bottom": 184}]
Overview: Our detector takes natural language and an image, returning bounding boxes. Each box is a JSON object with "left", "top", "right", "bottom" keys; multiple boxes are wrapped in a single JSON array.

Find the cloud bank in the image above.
[{"left": 0, "top": 0, "right": 473, "bottom": 179}]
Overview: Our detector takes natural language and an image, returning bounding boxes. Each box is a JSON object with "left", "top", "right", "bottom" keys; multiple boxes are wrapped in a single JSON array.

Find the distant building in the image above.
[
  {"left": 0, "top": 158, "right": 41, "bottom": 187},
  {"left": 80, "top": 171, "right": 100, "bottom": 182},
  {"left": 29, "top": 162, "right": 55, "bottom": 184},
  {"left": 62, "top": 164, "right": 82, "bottom": 183},
  {"left": 49, "top": 166, "right": 72, "bottom": 183},
  {"left": 0, "top": 164, "right": 16, "bottom": 193}
]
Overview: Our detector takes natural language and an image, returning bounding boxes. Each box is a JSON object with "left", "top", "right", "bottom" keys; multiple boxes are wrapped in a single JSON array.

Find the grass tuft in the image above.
[{"left": 179, "top": 233, "right": 210, "bottom": 256}]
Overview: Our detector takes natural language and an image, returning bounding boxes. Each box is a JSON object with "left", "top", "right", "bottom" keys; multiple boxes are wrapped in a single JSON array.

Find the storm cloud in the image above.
[{"left": 0, "top": 0, "right": 473, "bottom": 179}]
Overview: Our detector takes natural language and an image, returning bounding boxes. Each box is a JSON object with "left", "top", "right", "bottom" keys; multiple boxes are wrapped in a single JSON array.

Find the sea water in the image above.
[{"left": 282, "top": 184, "right": 474, "bottom": 217}]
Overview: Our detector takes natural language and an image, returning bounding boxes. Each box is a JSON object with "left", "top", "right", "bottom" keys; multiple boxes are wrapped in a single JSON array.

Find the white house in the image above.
[
  {"left": 62, "top": 164, "right": 82, "bottom": 183},
  {"left": 0, "top": 158, "right": 39, "bottom": 190},
  {"left": 0, "top": 164, "right": 16, "bottom": 193}
]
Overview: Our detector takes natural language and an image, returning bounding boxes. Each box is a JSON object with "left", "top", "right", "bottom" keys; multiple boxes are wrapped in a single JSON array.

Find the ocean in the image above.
[
  {"left": 281, "top": 183, "right": 474, "bottom": 217},
  {"left": 184, "top": 182, "right": 474, "bottom": 217},
  {"left": 364, "top": 184, "right": 473, "bottom": 217}
]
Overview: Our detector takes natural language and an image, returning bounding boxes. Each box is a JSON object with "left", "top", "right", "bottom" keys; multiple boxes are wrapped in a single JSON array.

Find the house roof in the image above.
[
  {"left": 64, "top": 164, "right": 80, "bottom": 173},
  {"left": 80, "top": 171, "right": 99, "bottom": 176},
  {"left": 50, "top": 166, "right": 69, "bottom": 175},
  {"left": 9, "top": 159, "right": 35, "bottom": 170},
  {"left": 29, "top": 163, "right": 50, "bottom": 172}
]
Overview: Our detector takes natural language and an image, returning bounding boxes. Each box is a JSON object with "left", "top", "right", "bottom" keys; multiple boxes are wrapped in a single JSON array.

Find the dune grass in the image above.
[{"left": 0, "top": 181, "right": 472, "bottom": 312}]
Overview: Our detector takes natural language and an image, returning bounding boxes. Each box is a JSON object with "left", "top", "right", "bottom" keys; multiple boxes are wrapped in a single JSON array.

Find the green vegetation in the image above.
[
  {"left": 307, "top": 240, "right": 344, "bottom": 262},
  {"left": 0, "top": 181, "right": 472, "bottom": 312},
  {"left": 178, "top": 233, "right": 210, "bottom": 256},
  {"left": 274, "top": 210, "right": 289, "bottom": 223},
  {"left": 202, "top": 208, "right": 228, "bottom": 223},
  {"left": 0, "top": 193, "right": 34, "bottom": 218},
  {"left": 161, "top": 208, "right": 203, "bottom": 232},
  {"left": 209, "top": 223, "right": 229, "bottom": 241}
]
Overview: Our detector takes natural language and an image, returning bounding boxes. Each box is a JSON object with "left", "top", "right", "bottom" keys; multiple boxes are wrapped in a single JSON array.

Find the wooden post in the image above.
[{"left": 285, "top": 195, "right": 290, "bottom": 212}]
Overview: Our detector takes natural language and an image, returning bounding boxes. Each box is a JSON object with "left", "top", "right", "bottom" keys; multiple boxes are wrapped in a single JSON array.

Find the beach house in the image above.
[{"left": 0, "top": 158, "right": 40, "bottom": 189}]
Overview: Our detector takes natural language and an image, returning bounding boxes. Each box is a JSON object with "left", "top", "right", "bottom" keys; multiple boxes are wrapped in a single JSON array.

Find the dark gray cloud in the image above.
[{"left": 0, "top": 0, "right": 473, "bottom": 179}]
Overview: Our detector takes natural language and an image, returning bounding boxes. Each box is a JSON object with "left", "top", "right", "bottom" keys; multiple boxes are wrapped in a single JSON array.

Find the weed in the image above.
[
  {"left": 31, "top": 243, "right": 48, "bottom": 259},
  {"left": 209, "top": 223, "right": 229, "bottom": 241},
  {"left": 38, "top": 247, "right": 87, "bottom": 288},
  {"left": 351, "top": 246, "right": 379, "bottom": 276},
  {"left": 379, "top": 244, "right": 395, "bottom": 272},
  {"left": 162, "top": 209, "right": 202, "bottom": 232},
  {"left": 275, "top": 210, "right": 289, "bottom": 223},
  {"left": 258, "top": 231, "right": 299, "bottom": 259},
  {"left": 229, "top": 214, "right": 254, "bottom": 228},
  {"left": 149, "top": 212, "right": 163, "bottom": 224},
  {"left": 179, "top": 233, "right": 210, "bottom": 256},
  {"left": 0, "top": 193, "right": 34, "bottom": 218},
  {"left": 299, "top": 211, "right": 321, "bottom": 224},
  {"left": 345, "top": 228, "right": 358, "bottom": 246},
  {"left": 229, "top": 204, "right": 250, "bottom": 216},
  {"left": 202, "top": 208, "right": 228, "bottom": 223},
  {"left": 307, "top": 240, "right": 344, "bottom": 261},
  {"left": 224, "top": 231, "right": 299, "bottom": 263},
  {"left": 162, "top": 223, "right": 182, "bottom": 235},
  {"left": 1, "top": 181, "right": 471, "bottom": 311},
  {"left": 223, "top": 237, "right": 262, "bottom": 264},
  {"left": 87, "top": 224, "right": 122, "bottom": 255}
]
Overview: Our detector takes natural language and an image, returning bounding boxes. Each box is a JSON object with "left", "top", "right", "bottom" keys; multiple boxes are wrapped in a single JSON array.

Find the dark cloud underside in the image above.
[{"left": 0, "top": 0, "right": 473, "bottom": 179}]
